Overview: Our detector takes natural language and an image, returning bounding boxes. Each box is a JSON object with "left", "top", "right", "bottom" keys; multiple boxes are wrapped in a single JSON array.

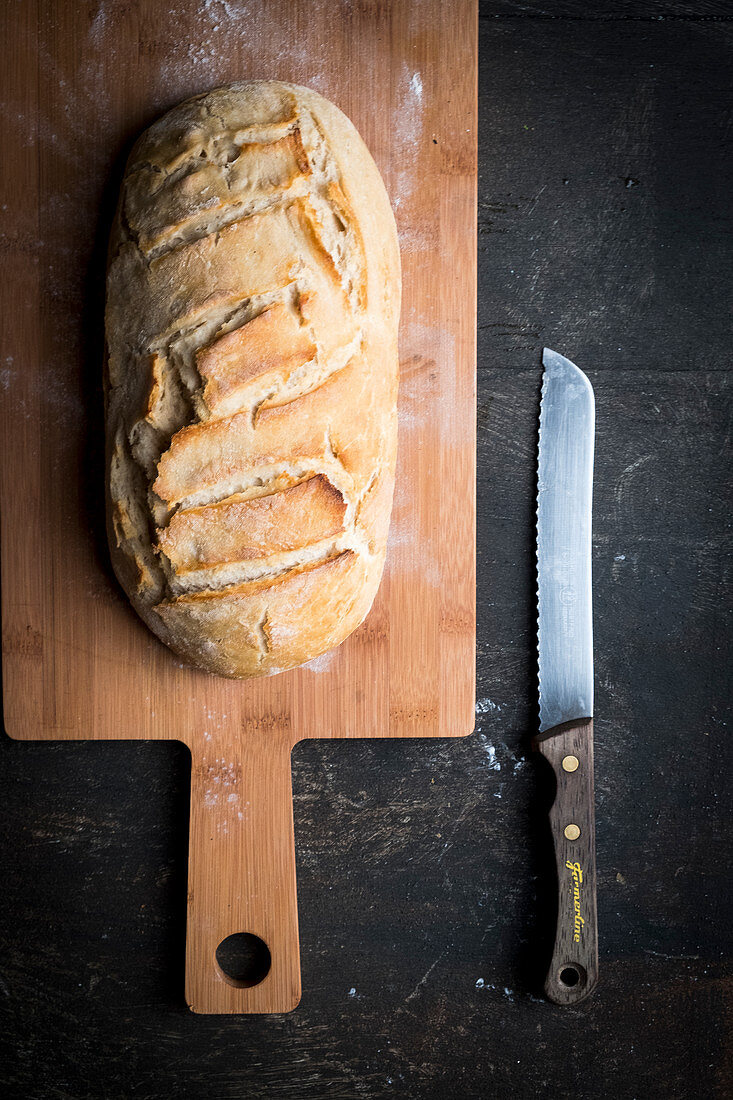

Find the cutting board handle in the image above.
[
  {"left": 185, "top": 732, "right": 300, "bottom": 1014},
  {"left": 534, "top": 718, "right": 599, "bottom": 1005}
]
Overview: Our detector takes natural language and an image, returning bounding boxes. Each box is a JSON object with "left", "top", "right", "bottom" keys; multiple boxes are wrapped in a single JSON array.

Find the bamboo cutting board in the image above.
[{"left": 0, "top": 0, "right": 476, "bottom": 1013}]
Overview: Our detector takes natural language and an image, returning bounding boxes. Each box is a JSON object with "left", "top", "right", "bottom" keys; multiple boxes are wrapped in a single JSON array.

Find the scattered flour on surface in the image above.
[
  {"left": 202, "top": 0, "right": 238, "bottom": 21},
  {"left": 409, "top": 72, "right": 423, "bottom": 100},
  {"left": 475, "top": 980, "right": 518, "bottom": 1001},
  {"left": 303, "top": 649, "right": 337, "bottom": 674},
  {"left": 0, "top": 359, "right": 15, "bottom": 390},
  {"left": 479, "top": 737, "right": 501, "bottom": 772},
  {"left": 391, "top": 63, "right": 426, "bottom": 251},
  {"left": 394, "top": 63, "right": 424, "bottom": 155}
]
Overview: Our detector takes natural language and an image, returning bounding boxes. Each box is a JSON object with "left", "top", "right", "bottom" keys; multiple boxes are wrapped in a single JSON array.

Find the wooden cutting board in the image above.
[{"left": 0, "top": 0, "right": 476, "bottom": 1013}]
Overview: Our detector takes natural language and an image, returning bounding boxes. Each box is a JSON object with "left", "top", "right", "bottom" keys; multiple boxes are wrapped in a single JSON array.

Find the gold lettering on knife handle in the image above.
[{"left": 566, "top": 860, "right": 585, "bottom": 943}]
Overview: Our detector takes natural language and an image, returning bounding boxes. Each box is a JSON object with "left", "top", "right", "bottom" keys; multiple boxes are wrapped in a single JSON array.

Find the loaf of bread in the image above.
[{"left": 105, "top": 82, "right": 400, "bottom": 678}]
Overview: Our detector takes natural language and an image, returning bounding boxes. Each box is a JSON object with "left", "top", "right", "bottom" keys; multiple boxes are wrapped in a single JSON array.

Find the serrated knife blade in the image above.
[
  {"left": 534, "top": 348, "right": 599, "bottom": 1006},
  {"left": 537, "top": 347, "right": 595, "bottom": 732}
]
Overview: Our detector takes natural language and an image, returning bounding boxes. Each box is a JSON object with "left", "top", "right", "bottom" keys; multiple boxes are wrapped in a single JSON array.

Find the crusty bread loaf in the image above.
[{"left": 104, "top": 82, "right": 400, "bottom": 678}]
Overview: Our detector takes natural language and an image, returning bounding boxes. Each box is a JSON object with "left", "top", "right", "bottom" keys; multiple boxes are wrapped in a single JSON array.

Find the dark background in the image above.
[{"left": 2, "top": 2, "right": 732, "bottom": 1097}]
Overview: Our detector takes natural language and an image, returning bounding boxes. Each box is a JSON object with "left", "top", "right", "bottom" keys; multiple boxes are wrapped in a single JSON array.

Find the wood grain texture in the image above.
[
  {"left": 0, "top": 0, "right": 477, "bottom": 1012},
  {"left": 535, "top": 719, "right": 598, "bottom": 1005},
  {"left": 186, "top": 731, "right": 301, "bottom": 1013}
]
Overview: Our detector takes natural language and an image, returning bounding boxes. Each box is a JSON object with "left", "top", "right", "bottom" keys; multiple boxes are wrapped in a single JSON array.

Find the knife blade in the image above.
[{"left": 534, "top": 347, "right": 599, "bottom": 1005}]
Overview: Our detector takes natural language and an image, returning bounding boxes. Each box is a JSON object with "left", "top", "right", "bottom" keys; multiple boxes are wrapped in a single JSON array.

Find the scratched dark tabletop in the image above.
[{"left": 2, "top": 3, "right": 732, "bottom": 1098}]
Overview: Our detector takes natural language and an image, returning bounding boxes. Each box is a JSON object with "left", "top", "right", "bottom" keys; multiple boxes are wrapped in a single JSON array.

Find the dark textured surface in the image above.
[{"left": 2, "top": 6, "right": 732, "bottom": 1099}]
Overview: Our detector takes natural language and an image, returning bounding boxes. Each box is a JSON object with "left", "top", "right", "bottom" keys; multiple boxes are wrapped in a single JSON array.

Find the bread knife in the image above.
[{"left": 534, "top": 347, "right": 599, "bottom": 1005}]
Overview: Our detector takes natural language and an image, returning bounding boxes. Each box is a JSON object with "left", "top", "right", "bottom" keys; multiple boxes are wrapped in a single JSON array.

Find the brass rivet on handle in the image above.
[
  {"left": 562, "top": 755, "right": 580, "bottom": 773},
  {"left": 564, "top": 823, "right": 581, "bottom": 841}
]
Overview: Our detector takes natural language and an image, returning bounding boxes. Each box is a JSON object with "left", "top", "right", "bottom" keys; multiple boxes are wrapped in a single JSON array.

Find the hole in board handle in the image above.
[
  {"left": 216, "top": 933, "right": 271, "bottom": 988},
  {"left": 558, "top": 964, "right": 585, "bottom": 988}
]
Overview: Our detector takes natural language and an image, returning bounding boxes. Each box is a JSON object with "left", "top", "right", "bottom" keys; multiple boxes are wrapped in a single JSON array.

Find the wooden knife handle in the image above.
[
  {"left": 534, "top": 718, "right": 599, "bottom": 1005},
  {"left": 185, "top": 732, "right": 301, "bottom": 1014}
]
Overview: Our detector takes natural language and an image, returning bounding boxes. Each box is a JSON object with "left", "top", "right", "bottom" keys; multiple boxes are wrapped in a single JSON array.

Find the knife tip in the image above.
[{"left": 542, "top": 348, "right": 595, "bottom": 400}]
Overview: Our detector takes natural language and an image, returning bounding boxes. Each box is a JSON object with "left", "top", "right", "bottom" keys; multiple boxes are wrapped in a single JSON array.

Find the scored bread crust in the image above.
[{"left": 104, "top": 81, "right": 400, "bottom": 677}]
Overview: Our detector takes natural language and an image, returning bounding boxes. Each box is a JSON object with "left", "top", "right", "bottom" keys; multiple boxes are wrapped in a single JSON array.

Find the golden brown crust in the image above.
[
  {"left": 125, "top": 129, "right": 312, "bottom": 256},
  {"left": 195, "top": 300, "right": 316, "bottom": 419},
  {"left": 153, "top": 549, "right": 382, "bottom": 679},
  {"left": 152, "top": 351, "right": 385, "bottom": 507},
  {"left": 105, "top": 81, "right": 400, "bottom": 677},
  {"left": 158, "top": 474, "right": 346, "bottom": 571}
]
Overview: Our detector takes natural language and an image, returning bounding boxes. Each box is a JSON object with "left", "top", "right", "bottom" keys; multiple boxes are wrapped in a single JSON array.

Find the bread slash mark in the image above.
[
  {"left": 126, "top": 127, "right": 313, "bottom": 258},
  {"left": 255, "top": 611, "right": 271, "bottom": 660},
  {"left": 157, "top": 474, "right": 347, "bottom": 572}
]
